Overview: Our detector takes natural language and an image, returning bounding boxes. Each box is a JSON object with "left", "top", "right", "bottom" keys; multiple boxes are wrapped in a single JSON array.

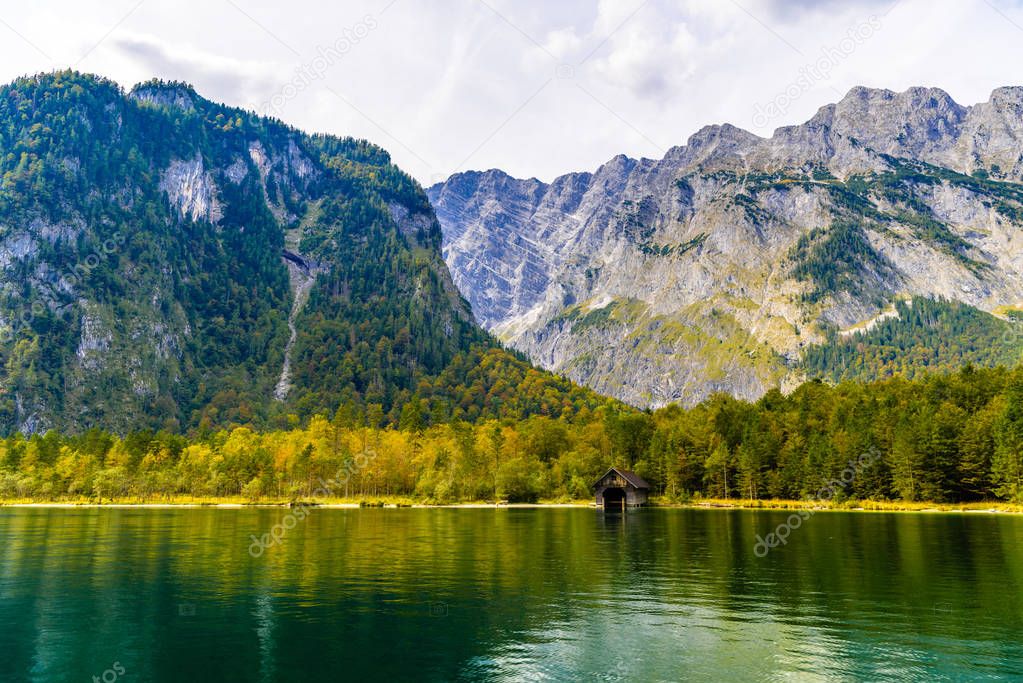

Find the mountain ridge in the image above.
[{"left": 429, "top": 84, "right": 1023, "bottom": 407}]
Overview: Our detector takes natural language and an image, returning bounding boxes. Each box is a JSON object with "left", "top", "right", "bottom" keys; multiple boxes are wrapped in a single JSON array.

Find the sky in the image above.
[{"left": 1, "top": 0, "right": 1023, "bottom": 184}]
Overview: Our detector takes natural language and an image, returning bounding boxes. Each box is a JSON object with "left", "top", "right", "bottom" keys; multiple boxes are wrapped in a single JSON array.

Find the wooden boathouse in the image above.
[{"left": 593, "top": 467, "right": 650, "bottom": 509}]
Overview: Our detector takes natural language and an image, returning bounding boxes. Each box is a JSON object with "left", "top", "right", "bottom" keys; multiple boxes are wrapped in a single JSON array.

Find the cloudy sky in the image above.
[{"left": 1, "top": 0, "right": 1022, "bottom": 183}]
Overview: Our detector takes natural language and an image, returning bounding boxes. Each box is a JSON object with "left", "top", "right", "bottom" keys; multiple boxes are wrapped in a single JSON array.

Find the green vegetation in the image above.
[
  {"left": 802, "top": 297, "right": 1023, "bottom": 382},
  {"left": 557, "top": 298, "right": 646, "bottom": 332},
  {"left": 553, "top": 298, "right": 789, "bottom": 392},
  {"left": 6, "top": 365, "right": 1023, "bottom": 505},
  {"left": 760, "top": 155, "right": 1023, "bottom": 305},
  {"left": 0, "top": 71, "right": 618, "bottom": 435},
  {"left": 614, "top": 196, "right": 659, "bottom": 244},
  {"left": 789, "top": 220, "right": 894, "bottom": 304},
  {"left": 0, "top": 72, "right": 320, "bottom": 432},
  {"left": 638, "top": 233, "right": 707, "bottom": 256},
  {"left": 864, "top": 160, "right": 983, "bottom": 270},
  {"left": 7, "top": 73, "right": 1023, "bottom": 510}
]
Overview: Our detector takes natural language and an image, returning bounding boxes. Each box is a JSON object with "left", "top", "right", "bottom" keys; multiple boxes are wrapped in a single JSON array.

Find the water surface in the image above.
[{"left": 1, "top": 507, "right": 1021, "bottom": 681}]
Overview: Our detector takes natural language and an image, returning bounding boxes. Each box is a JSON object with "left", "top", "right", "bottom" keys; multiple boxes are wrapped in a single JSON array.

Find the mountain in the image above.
[
  {"left": 0, "top": 71, "right": 612, "bottom": 435},
  {"left": 428, "top": 86, "right": 1023, "bottom": 408}
]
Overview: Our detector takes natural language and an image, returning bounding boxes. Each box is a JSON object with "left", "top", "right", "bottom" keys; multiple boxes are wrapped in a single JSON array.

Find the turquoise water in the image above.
[{"left": 1, "top": 507, "right": 1021, "bottom": 681}]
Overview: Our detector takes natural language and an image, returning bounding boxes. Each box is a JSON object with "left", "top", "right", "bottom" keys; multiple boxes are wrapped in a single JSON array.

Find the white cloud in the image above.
[
  {"left": 106, "top": 33, "right": 282, "bottom": 111},
  {"left": 588, "top": 11, "right": 700, "bottom": 99},
  {"left": 0, "top": 0, "right": 1022, "bottom": 183}
]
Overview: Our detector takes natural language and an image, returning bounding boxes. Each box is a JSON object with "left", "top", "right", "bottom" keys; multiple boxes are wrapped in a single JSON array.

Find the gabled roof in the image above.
[{"left": 592, "top": 467, "right": 651, "bottom": 490}]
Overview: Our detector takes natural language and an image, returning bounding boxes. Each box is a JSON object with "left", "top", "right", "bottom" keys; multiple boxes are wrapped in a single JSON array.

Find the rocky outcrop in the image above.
[
  {"left": 429, "top": 85, "right": 1023, "bottom": 408},
  {"left": 130, "top": 81, "right": 197, "bottom": 112},
  {"left": 160, "top": 154, "right": 222, "bottom": 223}
]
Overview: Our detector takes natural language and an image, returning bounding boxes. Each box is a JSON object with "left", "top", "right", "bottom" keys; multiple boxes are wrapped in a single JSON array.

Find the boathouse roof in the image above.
[{"left": 592, "top": 467, "right": 651, "bottom": 490}]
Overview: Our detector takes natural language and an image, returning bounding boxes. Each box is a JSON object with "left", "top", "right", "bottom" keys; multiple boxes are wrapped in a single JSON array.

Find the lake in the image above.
[{"left": 1, "top": 507, "right": 1021, "bottom": 681}]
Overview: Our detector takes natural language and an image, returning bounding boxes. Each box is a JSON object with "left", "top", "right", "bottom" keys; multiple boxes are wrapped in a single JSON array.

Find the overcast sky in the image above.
[{"left": 1, "top": 0, "right": 1022, "bottom": 183}]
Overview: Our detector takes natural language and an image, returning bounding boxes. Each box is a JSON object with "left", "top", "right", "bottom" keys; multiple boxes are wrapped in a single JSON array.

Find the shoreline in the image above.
[
  {"left": 2, "top": 499, "right": 1021, "bottom": 514},
  {"left": 680, "top": 500, "right": 1023, "bottom": 515}
]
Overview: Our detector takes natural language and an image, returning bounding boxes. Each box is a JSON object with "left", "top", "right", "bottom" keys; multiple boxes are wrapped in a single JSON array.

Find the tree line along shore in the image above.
[{"left": 2, "top": 365, "right": 1023, "bottom": 507}]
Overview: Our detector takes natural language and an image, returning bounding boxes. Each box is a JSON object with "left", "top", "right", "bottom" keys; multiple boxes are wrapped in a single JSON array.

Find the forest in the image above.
[
  {"left": 3, "top": 363, "right": 1022, "bottom": 505},
  {"left": 0, "top": 71, "right": 616, "bottom": 434},
  {"left": 2, "top": 73, "right": 1023, "bottom": 508},
  {"left": 802, "top": 297, "right": 1023, "bottom": 382}
]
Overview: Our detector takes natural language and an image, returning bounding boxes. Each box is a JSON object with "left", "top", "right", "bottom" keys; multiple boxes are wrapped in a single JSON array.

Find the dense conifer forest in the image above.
[{"left": 4, "top": 365, "right": 1022, "bottom": 504}]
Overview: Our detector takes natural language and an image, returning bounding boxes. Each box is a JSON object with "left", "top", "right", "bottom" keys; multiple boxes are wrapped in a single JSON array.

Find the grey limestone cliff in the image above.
[{"left": 429, "top": 86, "right": 1023, "bottom": 407}]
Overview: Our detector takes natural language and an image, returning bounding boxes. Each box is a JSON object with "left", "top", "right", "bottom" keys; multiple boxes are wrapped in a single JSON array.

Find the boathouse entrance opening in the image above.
[{"left": 602, "top": 487, "right": 626, "bottom": 510}]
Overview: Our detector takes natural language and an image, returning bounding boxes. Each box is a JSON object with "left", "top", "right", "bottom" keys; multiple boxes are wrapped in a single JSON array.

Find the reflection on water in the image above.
[{"left": 1, "top": 508, "right": 1021, "bottom": 681}]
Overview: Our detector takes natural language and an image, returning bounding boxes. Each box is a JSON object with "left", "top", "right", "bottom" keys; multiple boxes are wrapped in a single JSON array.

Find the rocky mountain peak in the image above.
[
  {"left": 592, "top": 154, "right": 638, "bottom": 179},
  {"left": 987, "top": 85, "right": 1023, "bottom": 111},
  {"left": 686, "top": 123, "right": 761, "bottom": 151},
  {"left": 667, "top": 123, "right": 762, "bottom": 170},
  {"left": 807, "top": 85, "right": 966, "bottom": 159},
  {"left": 431, "top": 82, "right": 1023, "bottom": 409}
]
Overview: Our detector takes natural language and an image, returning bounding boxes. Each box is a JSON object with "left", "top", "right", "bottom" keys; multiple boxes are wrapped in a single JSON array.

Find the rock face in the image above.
[
  {"left": 429, "top": 85, "right": 1023, "bottom": 408},
  {"left": 160, "top": 154, "right": 222, "bottom": 223}
]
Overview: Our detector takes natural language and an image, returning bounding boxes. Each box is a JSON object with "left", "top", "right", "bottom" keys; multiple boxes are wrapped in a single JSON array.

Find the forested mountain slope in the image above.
[{"left": 0, "top": 72, "right": 614, "bottom": 435}]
